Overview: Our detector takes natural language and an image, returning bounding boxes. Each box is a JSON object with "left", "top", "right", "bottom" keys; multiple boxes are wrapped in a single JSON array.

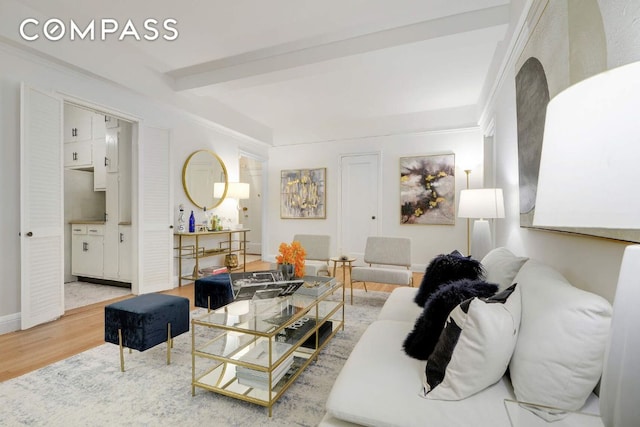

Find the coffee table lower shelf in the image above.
[{"left": 191, "top": 319, "right": 343, "bottom": 416}]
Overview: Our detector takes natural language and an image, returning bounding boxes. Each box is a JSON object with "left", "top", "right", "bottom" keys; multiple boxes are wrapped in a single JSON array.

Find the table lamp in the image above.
[
  {"left": 458, "top": 188, "right": 505, "bottom": 259},
  {"left": 533, "top": 60, "right": 640, "bottom": 427}
]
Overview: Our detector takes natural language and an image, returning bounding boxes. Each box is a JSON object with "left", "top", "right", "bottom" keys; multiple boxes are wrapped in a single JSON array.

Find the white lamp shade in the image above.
[
  {"left": 227, "top": 182, "right": 250, "bottom": 199},
  {"left": 534, "top": 60, "right": 640, "bottom": 229},
  {"left": 531, "top": 61, "right": 640, "bottom": 427},
  {"left": 458, "top": 188, "right": 505, "bottom": 219},
  {"left": 213, "top": 182, "right": 226, "bottom": 198},
  {"left": 213, "top": 182, "right": 250, "bottom": 199}
]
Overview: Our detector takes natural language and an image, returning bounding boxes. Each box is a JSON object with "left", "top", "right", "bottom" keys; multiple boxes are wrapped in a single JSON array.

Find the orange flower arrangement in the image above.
[{"left": 276, "top": 240, "right": 306, "bottom": 278}]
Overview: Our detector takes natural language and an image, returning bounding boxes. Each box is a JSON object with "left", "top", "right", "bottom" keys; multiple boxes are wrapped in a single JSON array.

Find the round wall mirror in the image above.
[{"left": 182, "top": 150, "right": 228, "bottom": 209}]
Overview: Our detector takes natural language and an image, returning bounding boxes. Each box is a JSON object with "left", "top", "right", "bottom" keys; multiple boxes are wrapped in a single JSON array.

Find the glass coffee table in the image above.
[{"left": 191, "top": 277, "right": 344, "bottom": 416}]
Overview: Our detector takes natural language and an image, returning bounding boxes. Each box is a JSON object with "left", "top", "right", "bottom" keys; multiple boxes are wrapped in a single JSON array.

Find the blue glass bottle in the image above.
[{"left": 189, "top": 210, "right": 195, "bottom": 233}]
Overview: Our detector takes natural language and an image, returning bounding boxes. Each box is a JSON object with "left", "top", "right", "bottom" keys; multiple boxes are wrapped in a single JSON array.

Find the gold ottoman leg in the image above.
[
  {"left": 166, "top": 323, "right": 172, "bottom": 365},
  {"left": 118, "top": 329, "right": 125, "bottom": 372}
]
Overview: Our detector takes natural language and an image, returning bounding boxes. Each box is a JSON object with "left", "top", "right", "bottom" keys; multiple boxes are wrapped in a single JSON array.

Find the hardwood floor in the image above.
[{"left": 0, "top": 260, "right": 422, "bottom": 383}]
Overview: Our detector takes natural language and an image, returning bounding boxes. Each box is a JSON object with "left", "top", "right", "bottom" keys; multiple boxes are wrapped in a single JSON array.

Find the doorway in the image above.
[
  {"left": 339, "top": 153, "right": 381, "bottom": 262},
  {"left": 239, "top": 154, "right": 264, "bottom": 256},
  {"left": 62, "top": 104, "right": 133, "bottom": 311},
  {"left": 21, "top": 86, "right": 173, "bottom": 329}
]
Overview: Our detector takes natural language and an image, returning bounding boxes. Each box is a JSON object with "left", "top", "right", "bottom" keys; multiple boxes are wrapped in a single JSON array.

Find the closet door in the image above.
[
  {"left": 20, "top": 84, "right": 64, "bottom": 329},
  {"left": 136, "top": 125, "right": 172, "bottom": 294}
]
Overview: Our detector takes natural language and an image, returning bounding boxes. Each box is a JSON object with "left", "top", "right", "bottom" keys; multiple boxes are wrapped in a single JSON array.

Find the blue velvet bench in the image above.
[
  {"left": 104, "top": 293, "right": 190, "bottom": 372},
  {"left": 194, "top": 273, "right": 234, "bottom": 311}
]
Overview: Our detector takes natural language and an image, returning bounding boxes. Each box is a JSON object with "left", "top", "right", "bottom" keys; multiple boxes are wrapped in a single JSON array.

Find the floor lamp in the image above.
[
  {"left": 458, "top": 188, "right": 504, "bottom": 260},
  {"left": 533, "top": 60, "right": 640, "bottom": 427}
]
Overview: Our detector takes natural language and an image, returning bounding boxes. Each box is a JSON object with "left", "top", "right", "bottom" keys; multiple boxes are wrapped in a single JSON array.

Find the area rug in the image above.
[
  {"left": 0, "top": 289, "right": 390, "bottom": 426},
  {"left": 65, "top": 281, "right": 131, "bottom": 311}
]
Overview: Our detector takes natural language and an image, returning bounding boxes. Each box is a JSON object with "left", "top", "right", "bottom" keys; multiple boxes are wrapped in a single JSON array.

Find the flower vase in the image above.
[{"left": 280, "top": 263, "right": 295, "bottom": 280}]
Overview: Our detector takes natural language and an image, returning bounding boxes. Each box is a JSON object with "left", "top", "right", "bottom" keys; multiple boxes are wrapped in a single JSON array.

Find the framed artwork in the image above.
[
  {"left": 280, "top": 168, "right": 326, "bottom": 219},
  {"left": 400, "top": 154, "right": 455, "bottom": 225}
]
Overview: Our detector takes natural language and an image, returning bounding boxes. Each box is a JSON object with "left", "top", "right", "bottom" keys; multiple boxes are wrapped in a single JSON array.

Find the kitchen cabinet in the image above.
[
  {"left": 71, "top": 223, "right": 104, "bottom": 278},
  {"left": 93, "top": 138, "right": 107, "bottom": 191},
  {"left": 64, "top": 104, "right": 93, "bottom": 143},
  {"left": 105, "top": 128, "right": 119, "bottom": 173},
  {"left": 64, "top": 140, "right": 93, "bottom": 168},
  {"left": 64, "top": 106, "right": 107, "bottom": 184},
  {"left": 118, "top": 224, "right": 132, "bottom": 282},
  {"left": 104, "top": 115, "right": 118, "bottom": 129}
]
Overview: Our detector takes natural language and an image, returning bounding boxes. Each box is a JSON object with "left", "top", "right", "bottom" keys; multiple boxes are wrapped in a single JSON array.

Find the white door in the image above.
[
  {"left": 340, "top": 153, "right": 380, "bottom": 262},
  {"left": 135, "top": 125, "right": 172, "bottom": 294},
  {"left": 20, "top": 84, "right": 64, "bottom": 329}
]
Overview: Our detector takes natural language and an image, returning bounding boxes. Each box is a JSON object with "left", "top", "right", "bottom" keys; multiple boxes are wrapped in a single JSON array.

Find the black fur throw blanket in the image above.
[
  {"left": 414, "top": 251, "right": 485, "bottom": 307},
  {"left": 403, "top": 278, "right": 498, "bottom": 360}
]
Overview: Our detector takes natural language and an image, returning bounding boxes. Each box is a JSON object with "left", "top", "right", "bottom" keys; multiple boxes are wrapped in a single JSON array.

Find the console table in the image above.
[{"left": 174, "top": 229, "right": 249, "bottom": 286}]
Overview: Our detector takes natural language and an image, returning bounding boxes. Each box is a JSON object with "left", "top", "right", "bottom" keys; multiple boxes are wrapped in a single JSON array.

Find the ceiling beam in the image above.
[{"left": 168, "top": 4, "right": 510, "bottom": 91}]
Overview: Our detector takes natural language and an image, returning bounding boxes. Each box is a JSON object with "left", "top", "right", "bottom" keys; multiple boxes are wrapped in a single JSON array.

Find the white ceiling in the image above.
[{"left": 2, "top": 0, "right": 513, "bottom": 146}]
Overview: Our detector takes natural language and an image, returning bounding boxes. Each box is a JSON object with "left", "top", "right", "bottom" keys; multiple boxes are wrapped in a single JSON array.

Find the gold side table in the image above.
[{"left": 330, "top": 257, "right": 357, "bottom": 304}]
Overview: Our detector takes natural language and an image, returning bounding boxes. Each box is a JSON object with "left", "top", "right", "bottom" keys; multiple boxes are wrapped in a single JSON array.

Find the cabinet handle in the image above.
[
  {"left": 72, "top": 127, "right": 77, "bottom": 137},
  {"left": 105, "top": 157, "right": 109, "bottom": 167},
  {"left": 73, "top": 151, "right": 78, "bottom": 161},
  {"left": 83, "top": 242, "right": 88, "bottom": 251},
  {"left": 120, "top": 233, "right": 124, "bottom": 243}
]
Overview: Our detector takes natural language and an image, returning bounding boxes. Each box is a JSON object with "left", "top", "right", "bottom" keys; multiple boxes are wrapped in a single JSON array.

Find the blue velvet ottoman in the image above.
[
  {"left": 194, "top": 273, "right": 234, "bottom": 311},
  {"left": 104, "top": 293, "right": 190, "bottom": 371}
]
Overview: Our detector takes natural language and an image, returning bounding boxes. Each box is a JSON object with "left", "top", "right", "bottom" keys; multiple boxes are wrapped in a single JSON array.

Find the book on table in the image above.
[
  {"left": 236, "top": 341, "right": 294, "bottom": 389},
  {"left": 229, "top": 270, "right": 304, "bottom": 301}
]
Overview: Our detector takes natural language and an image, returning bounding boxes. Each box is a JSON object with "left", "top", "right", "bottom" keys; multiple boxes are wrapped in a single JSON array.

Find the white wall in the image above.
[
  {"left": 0, "top": 43, "right": 268, "bottom": 333},
  {"left": 483, "top": 0, "right": 640, "bottom": 303},
  {"left": 265, "top": 129, "right": 484, "bottom": 271}
]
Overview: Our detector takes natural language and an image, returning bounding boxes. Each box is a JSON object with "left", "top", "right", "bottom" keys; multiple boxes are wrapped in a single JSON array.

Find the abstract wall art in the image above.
[
  {"left": 280, "top": 168, "right": 326, "bottom": 219},
  {"left": 400, "top": 154, "right": 455, "bottom": 225}
]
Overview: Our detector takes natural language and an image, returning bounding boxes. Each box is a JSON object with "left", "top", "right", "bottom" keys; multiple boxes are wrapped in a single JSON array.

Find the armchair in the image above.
[
  {"left": 350, "top": 236, "right": 413, "bottom": 303},
  {"left": 293, "top": 234, "right": 331, "bottom": 277}
]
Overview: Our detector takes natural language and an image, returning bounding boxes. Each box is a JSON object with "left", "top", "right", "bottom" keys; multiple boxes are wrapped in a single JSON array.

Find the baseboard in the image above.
[{"left": 0, "top": 312, "right": 21, "bottom": 335}]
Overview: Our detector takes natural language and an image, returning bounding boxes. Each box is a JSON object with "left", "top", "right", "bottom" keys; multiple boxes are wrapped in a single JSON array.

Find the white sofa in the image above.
[{"left": 320, "top": 248, "right": 613, "bottom": 427}]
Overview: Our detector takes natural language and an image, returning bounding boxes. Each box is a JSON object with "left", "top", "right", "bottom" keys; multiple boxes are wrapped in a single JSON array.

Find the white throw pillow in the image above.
[
  {"left": 509, "top": 260, "right": 612, "bottom": 416},
  {"left": 422, "top": 284, "right": 521, "bottom": 400},
  {"left": 481, "top": 247, "right": 528, "bottom": 291}
]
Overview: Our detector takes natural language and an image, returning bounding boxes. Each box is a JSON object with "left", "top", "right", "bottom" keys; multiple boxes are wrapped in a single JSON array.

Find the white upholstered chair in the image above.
[
  {"left": 293, "top": 234, "right": 331, "bottom": 277},
  {"left": 350, "top": 236, "right": 412, "bottom": 304}
]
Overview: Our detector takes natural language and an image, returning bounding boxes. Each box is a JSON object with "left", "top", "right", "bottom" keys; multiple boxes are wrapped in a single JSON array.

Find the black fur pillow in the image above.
[
  {"left": 414, "top": 250, "right": 485, "bottom": 307},
  {"left": 403, "top": 278, "right": 498, "bottom": 360}
]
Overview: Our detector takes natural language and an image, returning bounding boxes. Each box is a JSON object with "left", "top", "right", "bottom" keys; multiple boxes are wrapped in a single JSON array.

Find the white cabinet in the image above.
[
  {"left": 64, "top": 106, "right": 107, "bottom": 187},
  {"left": 93, "top": 138, "right": 107, "bottom": 191},
  {"left": 105, "top": 128, "right": 119, "bottom": 173},
  {"left": 71, "top": 224, "right": 104, "bottom": 278},
  {"left": 64, "top": 104, "right": 93, "bottom": 143},
  {"left": 105, "top": 115, "right": 119, "bottom": 129},
  {"left": 103, "top": 172, "right": 119, "bottom": 280},
  {"left": 64, "top": 141, "right": 92, "bottom": 168},
  {"left": 118, "top": 225, "right": 132, "bottom": 282}
]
